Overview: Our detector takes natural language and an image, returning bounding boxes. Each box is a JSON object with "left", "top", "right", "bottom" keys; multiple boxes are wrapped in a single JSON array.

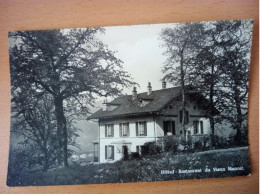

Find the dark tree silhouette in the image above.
[
  {"left": 215, "top": 20, "right": 253, "bottom": 143},
  {"left": 11, "top": 93, "right": 58, "bottom": 171},
  {"left": 9, "top": 28, "right": 134, "bottom": 166},
  {"left": 160, "top": 20, "right": 253, "bottom": 145}
]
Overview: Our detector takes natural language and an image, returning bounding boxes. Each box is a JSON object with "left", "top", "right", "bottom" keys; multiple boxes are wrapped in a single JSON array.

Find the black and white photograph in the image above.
[{"left": 7, "top": 20, "right": 253, "bottom": 186}]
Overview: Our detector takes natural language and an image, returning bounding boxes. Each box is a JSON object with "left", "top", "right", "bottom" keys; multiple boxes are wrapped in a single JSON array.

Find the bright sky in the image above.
[{"left": 97, "top": 23, "right": 176, "bottom": 95}]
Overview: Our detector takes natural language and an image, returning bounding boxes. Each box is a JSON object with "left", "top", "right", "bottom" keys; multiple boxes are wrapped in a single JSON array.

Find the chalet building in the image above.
[{"left": 89, "top": 82, "right": 211, "bottom": 163}]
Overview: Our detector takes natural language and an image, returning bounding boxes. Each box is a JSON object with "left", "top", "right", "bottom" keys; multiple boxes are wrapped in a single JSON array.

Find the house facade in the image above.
[{"left": 89, "top": 82, "right": 211, "bottom": 163}]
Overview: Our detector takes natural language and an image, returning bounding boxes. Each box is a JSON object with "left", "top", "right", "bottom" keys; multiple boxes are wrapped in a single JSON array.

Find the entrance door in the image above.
[{"left": 122, "top": 145, "right": 129, "bottom": 160}]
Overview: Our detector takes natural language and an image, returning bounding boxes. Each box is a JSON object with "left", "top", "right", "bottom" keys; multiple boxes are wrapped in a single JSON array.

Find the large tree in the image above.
[
  {"left": 192, "top": 22, "right": 224, "bottom": 146},
  {"left": 9, "top": 28, "right": 134, "bottom": 166},
  {"left": 215, "top": 20, "right": 253, "bottom": 143},
  {"left": 160, "top": 20, "right": 253, "bottom": 145},
  {"left": 11, "top": 92, "right": 58, "bottom": 171},
  {"left": 160, "top": 22, "right": 207, "bottom": 136}
]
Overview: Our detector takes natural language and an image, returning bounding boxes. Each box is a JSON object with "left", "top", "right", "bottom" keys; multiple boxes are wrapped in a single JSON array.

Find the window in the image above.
[
  {"left": 200, "top": 121, "right": 204, "bottom": 134},
  {"left": 136, "top": 145, "right": 145, "bottom": 155},
  {"left": 136, "top": 146, "right": 142, "bottom": 155},
  {"left": 136, "top": 121, "right": 147, "bottom": 136},
  {"left": 163, "top": 121, "right": 175, "bottom": 136},
  {"left": 105, "top": 124, "right": 114, "bottom": 137},
  {"left": 140, "top": 100, "right": 150, "bottom": 107},
  {"left": 193, "top": 121, "right": 199, "bottom": 134},
  {"left": 119, "top": 123, "right": 129, "bottom": 137},
  {"left": 105, "top": 145, "right": 114, "bottom": 160},
  {"left": 179, "top": 110, "right": 189, "bottom": 124}
]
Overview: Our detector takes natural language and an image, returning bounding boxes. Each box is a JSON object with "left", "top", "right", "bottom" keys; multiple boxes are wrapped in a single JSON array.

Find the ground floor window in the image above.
[
  {"left": 105, "top": 145, "right": 114, "bottom": 160},
  {"left": 163, "top": 121, "right": 175, "bottom": 136},
  {"left": 200, "top": 121, "right": 204, "bottom": 134},
  {"left": 136, "top": 145, "right": 145, "bottom": 155},
  {"left": 193, "top": 121, "right": 199, "bottom": 134},
  {"left": 193, "top": 121, "right": 204, "bottom": 134}
]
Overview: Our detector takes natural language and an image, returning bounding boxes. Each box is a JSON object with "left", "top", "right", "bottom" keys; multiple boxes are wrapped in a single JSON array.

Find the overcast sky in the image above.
[
  {"left": 75, "top": 23, "right": 178, "bottom": 152},
  {"left": 97, "top": 23, "right": 176, "bottom": 95}
]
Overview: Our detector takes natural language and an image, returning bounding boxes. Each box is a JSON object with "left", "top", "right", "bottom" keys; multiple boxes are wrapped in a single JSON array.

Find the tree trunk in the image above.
[
  {"left": 43, "top": 149, "right": 49, "bottom": 172},
  {"left": 209, "top": 64, "right": 215, "bottom": 147},
  {"left": 180, "top": 55, "right": 186, "bottom": 139},
  {"left": 234, "top": 86, "right": 242, "bottom": 143},
  {"left": 54, "top": 97, "right": 69, "bottom": 167}
]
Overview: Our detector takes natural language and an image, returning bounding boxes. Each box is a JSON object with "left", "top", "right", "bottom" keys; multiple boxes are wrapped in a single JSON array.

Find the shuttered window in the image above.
[
  {"left": 179, "top": 111, "right": 189, "bottom": 124},
  {"left": 193, "top": 121, "right": 199, "bottom": 134},
  {"left": 119, "top": 123, "right": 129, "bottom": 137},
  {"left": 105, "top": 124, "right": 114, "bottom": 137},
  {"left": 105, "top": 145, "right": 114, "bottom": 160},
  {"left": 136, "top": 121, "right": 147, "bottom": 136}
]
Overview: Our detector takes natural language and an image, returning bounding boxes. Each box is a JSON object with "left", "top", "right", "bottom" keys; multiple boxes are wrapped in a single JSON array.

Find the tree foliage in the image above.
[
  {"left": 9, "top": 28, "right": 134, "bottom": 167},
  {"left": 160, "top": 22, "right": 207, "bottom": 134},
  {"left": 160, "top": 20, "right": 253, "bottom": 144}
]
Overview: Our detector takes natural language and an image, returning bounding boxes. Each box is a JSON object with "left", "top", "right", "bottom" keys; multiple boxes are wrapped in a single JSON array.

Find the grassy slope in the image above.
[{"left": 7, "top": 147, "right": 250, "bottom": 186}]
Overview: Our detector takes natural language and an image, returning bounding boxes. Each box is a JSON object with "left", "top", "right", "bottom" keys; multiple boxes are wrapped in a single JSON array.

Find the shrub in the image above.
[
  {"left": 163, "top": 136, "right": 179, "bottom": 153},
  {"left": 143, "top": 142, "right": 161, "bottom": 155},
  {"left": 129, "top": 152, "right": 142, "bottom": 160},
  {"left": 194, "top": 141, "right": 203, "bottom": 151},
  {"left": 214, "top": 135, "right": 229, "bottom": 149},
  {"left": 202, "top": 135, "right": 210, "bottom": 149}
]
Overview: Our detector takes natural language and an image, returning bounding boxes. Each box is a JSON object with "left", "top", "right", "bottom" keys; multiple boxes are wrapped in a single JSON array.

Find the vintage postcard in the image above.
[{"left": 7, "top": 20, "right": 253, "bottom": 186}]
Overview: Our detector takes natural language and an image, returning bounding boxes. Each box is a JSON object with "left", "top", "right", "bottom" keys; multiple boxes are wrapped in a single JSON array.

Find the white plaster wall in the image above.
[
  {"left": 97, "top": 98, "right": 211, "bottom": 163},
  {"left": 99, "top": 117, "right": 157, "bottom": 163}
]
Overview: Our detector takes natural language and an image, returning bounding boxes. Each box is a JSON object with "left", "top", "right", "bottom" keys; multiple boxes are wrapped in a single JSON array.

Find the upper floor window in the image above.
[
  {"left": 136, "top": 121, "right": 147, "bottom": 136},
  {"left": 179, "top": 110, "right": 189, "bottom": 124},
  {"left": 119, "top": 123, "right": 129, "bottom": 137},
  {"left": 105, "top": 124, "right": 114, "bottom": 137}
]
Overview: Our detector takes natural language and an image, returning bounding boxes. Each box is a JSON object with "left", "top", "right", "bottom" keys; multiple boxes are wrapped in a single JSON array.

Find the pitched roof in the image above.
[{"left": 88, "top": 86, "right": 182, "bottom": 120}]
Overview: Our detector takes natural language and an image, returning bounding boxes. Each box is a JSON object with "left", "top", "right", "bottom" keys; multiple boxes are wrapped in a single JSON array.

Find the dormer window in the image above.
[
  {"left": 102, "top": 102, "right": 120, "bottom": 111},
  {"left": 139, "top": 99, "right": 150, "bottom": 107}
]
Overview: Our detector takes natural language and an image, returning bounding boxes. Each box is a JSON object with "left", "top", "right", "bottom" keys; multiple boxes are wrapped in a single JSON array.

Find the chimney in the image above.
[
  {"left": 147, "top": 82, "right": 152, "bottom": 95},
  {"left": 102, "top": 99, "right": 107, "bottom": 111},
  {"left": 162, "top": 80, "right": 166, "bottom": 89},
  {"left": 132, "top": 86, "right": 137, "bottom": 100}
]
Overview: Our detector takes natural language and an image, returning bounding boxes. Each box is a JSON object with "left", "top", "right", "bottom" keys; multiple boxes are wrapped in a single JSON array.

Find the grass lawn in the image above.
[{"left": 7, "top": 146, "right": 250, "bottom": 186}]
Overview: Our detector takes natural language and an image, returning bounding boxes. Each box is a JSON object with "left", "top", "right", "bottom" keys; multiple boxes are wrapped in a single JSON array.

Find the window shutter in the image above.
[
  {"left": 105, "top": 125, "right": 107, "bottom": 137},
  {"left": 172, "top": 121, "right": 175, "bottom": 135},
  {"left": 163, "top": 121, "right": 167, "bottom": 136},
  {"left": 127, "top": 123, "right": 130, "bottom": 137},
  {"left": 136, "top": 122, "right": 138, "bottom": 136},
  {"left": 111, "top": 146, "right": 114, "bottom": 160},
  {"left": 200, "top": 121, "right": 203, "bottom": 134},
  {"left": 185, "top": 111, "right": 189, "bottom": 124},
  {"left": 119, "top": 124, "right": 122, "bottom": 137},
  {"left": 179, "top": 111, "right": 183, "bottom": 123},
  {"left": 112, "top": 124, "right": 114, "bottom": 137},
  {"left": 144, "top": 122, "right": 147, "bottom": 136},
  {"left": 105, "top": 145, "right": 107, "bottom": 159}
]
